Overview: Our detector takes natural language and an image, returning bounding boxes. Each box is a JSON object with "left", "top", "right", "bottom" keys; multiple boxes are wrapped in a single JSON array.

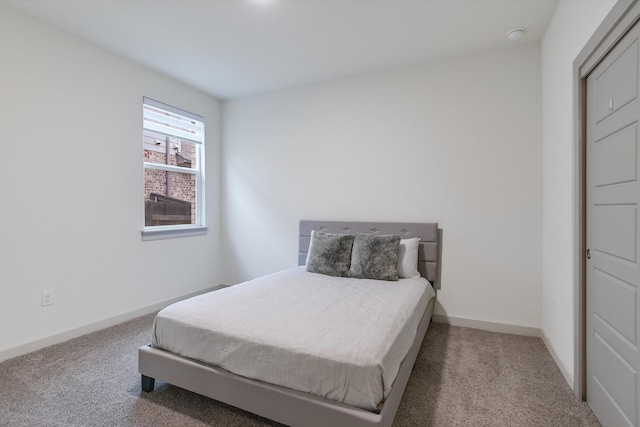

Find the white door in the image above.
[{"left": 586, "top": 20, "right": 640, "bottom": 427}]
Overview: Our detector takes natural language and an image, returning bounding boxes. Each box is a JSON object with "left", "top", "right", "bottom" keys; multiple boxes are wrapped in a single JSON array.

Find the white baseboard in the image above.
[
  {"left": 0, "top": 285, "right": 223, "bottom": 363},
  {"left": 431, "top": 314, "right": 540, "bottom": 336},
  {"left": 540, "top": 328, "right": 574, "bottom": 388},
  {"left": 431, "top": 314, "right": 574, "bottom": 388},
  {"left": 2, "top": 298, "right": 575, "bottom": 392}
]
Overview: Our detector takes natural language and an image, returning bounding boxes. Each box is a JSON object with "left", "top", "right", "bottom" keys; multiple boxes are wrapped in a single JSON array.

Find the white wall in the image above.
[
  {"left": 222, "top": 45, "right": 542, "bottom": 329},
  {"left": 541, "top": 0, "right": 616, "bottom": 382},
  {"left": 0, "top": 6, "right": 221, "bottom": 360}
]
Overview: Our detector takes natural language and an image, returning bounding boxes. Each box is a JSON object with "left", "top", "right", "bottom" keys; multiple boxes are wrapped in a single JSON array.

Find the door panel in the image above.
[
  {"left": 593, "top": 205, "right": 637, "bottom": 262},
  {"left": 588, "top": 379, "right": 633, "bottom": 427},
  {"left": 593, "top": 332, "right": 637, "bottom": 424},
  {"left": 594, "top": 124, "right": 637, "bottom": 187},
  {"left": 587, "top": 20, "right": 640, "bottom": 427},
  {"left": 593, "top": 36, "right": 639, "bottom": 124},
  {"left": 593, "top": 268, "right": 637, "bottom": 345}
]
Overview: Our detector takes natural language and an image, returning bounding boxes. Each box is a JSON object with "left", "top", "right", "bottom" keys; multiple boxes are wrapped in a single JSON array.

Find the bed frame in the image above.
[{"left": 138, "top": 220, "right": 439, "bottom": 427}]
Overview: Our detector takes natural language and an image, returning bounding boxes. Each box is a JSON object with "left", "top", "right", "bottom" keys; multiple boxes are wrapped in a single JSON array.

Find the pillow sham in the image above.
[
  {"left": 397, "top": 238, "right": 421, "bottom": 278},
  {"left": 349, "top": 233, "right": 401, "bottom": 281},
  {"left": 306, "top": 230, "right": 355, "bottom": 277}
]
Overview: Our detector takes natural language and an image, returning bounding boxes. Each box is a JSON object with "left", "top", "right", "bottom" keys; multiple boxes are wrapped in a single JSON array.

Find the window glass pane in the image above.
[
  {"left": 143, "top": 130, "right": 197, "bottom": 169},
  {"left": 144, "top": 170, "right": 196, "bottom": 226}
]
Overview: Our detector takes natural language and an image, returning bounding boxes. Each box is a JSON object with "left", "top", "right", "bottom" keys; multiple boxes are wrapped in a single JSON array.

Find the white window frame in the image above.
[{"left": 141, "top": 97, "right": 207, "bottom": 241}]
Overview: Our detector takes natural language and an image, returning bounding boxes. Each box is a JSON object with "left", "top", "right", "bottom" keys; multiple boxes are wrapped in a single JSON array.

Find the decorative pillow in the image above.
[
  {"left": 397, "top": 238, "right": 421, "bottom": 278},
  {"left": 349, "top": 233, "right": 401, "bottom": 281},
  {"left": 306, "top": 230, "right": 355, "bottom": 277}
]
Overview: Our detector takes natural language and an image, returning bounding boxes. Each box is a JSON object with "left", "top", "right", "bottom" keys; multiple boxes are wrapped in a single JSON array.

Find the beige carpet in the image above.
[{"left": 0, "top": 314, "right": 600, "bottom": 426}]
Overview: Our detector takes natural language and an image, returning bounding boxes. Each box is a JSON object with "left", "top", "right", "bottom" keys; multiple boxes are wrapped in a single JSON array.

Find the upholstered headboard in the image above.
[{"left": 298, "top": 220, "right": 440, "bottom": 284}]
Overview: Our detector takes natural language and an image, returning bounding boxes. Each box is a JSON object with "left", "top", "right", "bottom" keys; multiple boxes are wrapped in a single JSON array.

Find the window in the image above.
[{"left": 142, "top": 97, "right": 206, "bottom": 240}]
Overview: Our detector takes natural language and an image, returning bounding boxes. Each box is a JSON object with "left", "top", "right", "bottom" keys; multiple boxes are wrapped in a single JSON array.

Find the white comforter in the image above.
[{"left": 152, "top": 266, "right": 435, "bottom": 411}]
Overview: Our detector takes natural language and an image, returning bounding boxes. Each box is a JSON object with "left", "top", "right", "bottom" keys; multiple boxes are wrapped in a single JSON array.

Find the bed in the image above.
[{"left": 138, "top": 220, "right": 440, "bottom": 427}]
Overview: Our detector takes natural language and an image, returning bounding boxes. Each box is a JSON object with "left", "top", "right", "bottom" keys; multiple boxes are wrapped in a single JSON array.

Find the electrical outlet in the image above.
[{"left": 42, "top": 290, "right": 54, "bottom": 307}]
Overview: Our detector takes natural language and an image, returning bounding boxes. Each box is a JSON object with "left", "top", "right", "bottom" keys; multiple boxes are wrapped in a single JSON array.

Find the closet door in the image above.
[{"left": 586, "top": 19, "right": 640, "bottom": 427}]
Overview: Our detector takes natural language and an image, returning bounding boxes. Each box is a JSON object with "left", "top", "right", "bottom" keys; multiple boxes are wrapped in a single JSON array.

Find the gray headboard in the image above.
[{"left": 298, "top": 220, "right": 440, "bottom": 284}]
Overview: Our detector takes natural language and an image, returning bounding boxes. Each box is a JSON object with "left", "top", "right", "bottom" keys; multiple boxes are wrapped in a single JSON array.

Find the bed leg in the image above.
[{"left": 141, "top": 375, "right": 155, "bottom": 392}]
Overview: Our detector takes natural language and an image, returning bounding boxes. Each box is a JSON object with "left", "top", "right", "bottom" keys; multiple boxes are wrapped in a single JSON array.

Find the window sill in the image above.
[{"left": 141, "top": 226, "right": 208, "bottom": 241}]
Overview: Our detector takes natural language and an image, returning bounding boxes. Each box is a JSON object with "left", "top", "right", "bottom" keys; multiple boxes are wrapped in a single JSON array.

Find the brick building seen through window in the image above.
[
  {"left": 142, "top": 98, "right": 204, "bottom": 229},
  {"left": 143, "top": 134, "right": 197, "bottom": 225}
]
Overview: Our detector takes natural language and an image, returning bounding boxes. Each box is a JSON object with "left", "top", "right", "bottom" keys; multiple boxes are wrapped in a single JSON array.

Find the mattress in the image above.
[{"left": 151, "top": 266, "right": 435, "bottom": 411}]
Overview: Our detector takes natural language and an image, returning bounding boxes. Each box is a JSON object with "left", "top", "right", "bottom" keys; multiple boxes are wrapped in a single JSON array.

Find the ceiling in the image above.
[{"left": 3, "top": 0, "right": 559, "bottom": 100}]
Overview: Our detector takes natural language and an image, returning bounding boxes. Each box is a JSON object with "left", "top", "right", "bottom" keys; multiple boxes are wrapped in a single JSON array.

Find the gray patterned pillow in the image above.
[
  {"left": 306, "top": 231, "right": 355, "bottom": 277},
  {"left": 349, "top": 233, "right": 401, "bottom": 281}
]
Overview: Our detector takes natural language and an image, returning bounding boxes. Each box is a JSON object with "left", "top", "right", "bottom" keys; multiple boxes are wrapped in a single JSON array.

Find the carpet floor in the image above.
[{"left": 0, "top": 314, "right": 600, "bottom": 426}]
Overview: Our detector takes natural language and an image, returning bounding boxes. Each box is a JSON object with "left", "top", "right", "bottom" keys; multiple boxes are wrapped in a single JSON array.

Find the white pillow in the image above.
[{"left": 396, "top": 238, "right": 420, "bottom": 278}]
